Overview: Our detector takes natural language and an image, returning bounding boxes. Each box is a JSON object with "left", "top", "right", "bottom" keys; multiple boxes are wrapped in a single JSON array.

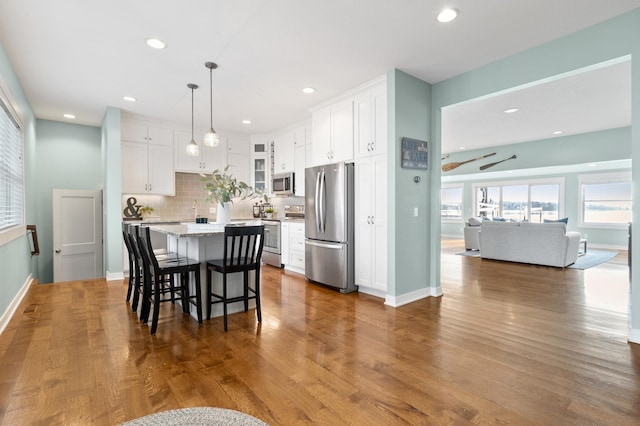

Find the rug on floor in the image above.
[
  {"left": 568, "top": 249, "right": 619, "bottom": 269},
  {"left": 456, "top": 250, "right": 480, "bottom": 257},
  {"left": 121, "top": 407, "right": 268, "bottom": 426},
  {"left": 455, "top": 249, "right": 618, "bottom": 269}
]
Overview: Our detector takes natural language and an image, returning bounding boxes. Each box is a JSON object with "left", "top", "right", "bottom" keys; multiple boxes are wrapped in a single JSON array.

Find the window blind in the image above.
[{"left": 0, "top": 96, "right": 24, "bottom": 231}]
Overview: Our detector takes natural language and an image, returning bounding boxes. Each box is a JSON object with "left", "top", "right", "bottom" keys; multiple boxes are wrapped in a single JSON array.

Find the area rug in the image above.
[
  {"left": 568, "top": 250, "right": 619, "bottom": 269},
  {"left": 455, "top": 249, "right": 618, "bottom": 269},
  {"left": 121, "top": 407, "right": 268, "bottom": 425},
  {"left": 456, "top": 250, "right": 480, "bottom": 257}
]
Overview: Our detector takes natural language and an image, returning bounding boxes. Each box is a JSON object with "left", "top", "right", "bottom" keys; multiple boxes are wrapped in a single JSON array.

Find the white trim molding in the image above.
[
  {"left": 628, "top": 328, "right": 640, "bottom": 345},
  {"left": 106, "top": 271, "right": 125, "bottom": 282},
  {"left": 0, "top": 273, "right": 33, "bottom": 335},
  {"left": 385, "top": 285, "right": 442, "bottom": 307}
]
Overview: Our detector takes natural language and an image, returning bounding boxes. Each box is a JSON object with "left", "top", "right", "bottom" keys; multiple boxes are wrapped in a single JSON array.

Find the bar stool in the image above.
[
  {"left": 206, "top": 225, "right": 265, "bottom": 331},
  {"left": 138, "top": 226, "right": 203, "bottom": 334}
]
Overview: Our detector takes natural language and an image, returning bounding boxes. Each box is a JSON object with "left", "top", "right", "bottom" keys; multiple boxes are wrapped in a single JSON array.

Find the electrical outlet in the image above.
[{"left": 414, "top": 207, "right": 419, "bottom": 217}]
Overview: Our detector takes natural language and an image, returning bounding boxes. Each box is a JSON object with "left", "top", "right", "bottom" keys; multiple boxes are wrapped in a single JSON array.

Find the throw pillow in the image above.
[
  {"left": 493, "top": 217, "right": 506, "bottom": 222},
  {"left": 467, "top": 217, "right": 483, "bottom": 226},
  {"left": 544, "top": 217, "right": 568, "bottom": 225}
]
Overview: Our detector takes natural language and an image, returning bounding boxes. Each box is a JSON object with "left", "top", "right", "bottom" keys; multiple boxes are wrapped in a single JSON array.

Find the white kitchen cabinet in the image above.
[
  {"left": 226, "top": 136, "right": 250, "bottom": 184},
  {"left": 354, "top": 82, "right": 387, "bottom": 158},
  {"left": 282, "top": 221, "right": 305, "bottom": 274},
  {"left": 273, "top": 130, "right": 295, "bottom": 173},
  {"left": 174, "top": 130, "right": 228, "bottom": 173},
  {"left": 122, "top": 124, "right": 175, "bottom": 195},
  {"left": 355, "top": 154, "right": 387, "bottom": 292},
  {"left": 251, "top": 142, "right": 268, "bottom": 192},
  {"left": 294, "top": 144, "right": 306, "bottom": 197},
  {"left": 311, "top": 98, "right": 353, "bottom": 166}
]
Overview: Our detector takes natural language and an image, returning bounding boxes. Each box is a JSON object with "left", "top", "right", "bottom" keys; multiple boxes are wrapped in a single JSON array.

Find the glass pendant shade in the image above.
[
  {"left": 186, "top": 138, "right": 200, "bottom": 156},
  {"left": 204, "top": 62, "right": 219, "bottom": 148},
  {"left": 203, "top": 128, "right": 220, "bottom": 147},
  {"left": 186, "top": 83, "right": 199, "bottom": 156}
]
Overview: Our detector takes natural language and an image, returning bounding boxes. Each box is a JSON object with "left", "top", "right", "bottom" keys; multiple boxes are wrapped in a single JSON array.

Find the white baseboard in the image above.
[
  {"left": 0, "top": 274, "right": 33, "bottom": 336},
  {"left": 357, "top": 286, "right": 386, "bottom": 299},
  {"left": 589, "top": 243, "right": 627, "bottom": 251},
  {"left": 628, "top": 328, "right": 640, "bottom": 345},
  {"left": 385, "top": 286, "right": 442, "bottom": 307},
  {"left": 106, "top": 271, "right": 125, "bottom": 281}
]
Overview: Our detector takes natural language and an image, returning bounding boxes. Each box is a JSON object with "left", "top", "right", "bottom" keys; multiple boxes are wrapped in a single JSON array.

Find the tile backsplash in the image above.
[{"left": 122, "top": 172, "right": 303, "bottom": 222}]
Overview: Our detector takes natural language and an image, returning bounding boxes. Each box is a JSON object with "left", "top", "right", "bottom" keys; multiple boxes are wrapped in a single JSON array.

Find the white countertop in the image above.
[{"left": 147, "top": 220, "right": 263, "bottom": 237}]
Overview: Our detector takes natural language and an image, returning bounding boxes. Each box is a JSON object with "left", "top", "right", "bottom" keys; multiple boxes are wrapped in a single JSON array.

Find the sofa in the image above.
[{"left": 478, "top": 221, "right": 581, "bottom": 267}]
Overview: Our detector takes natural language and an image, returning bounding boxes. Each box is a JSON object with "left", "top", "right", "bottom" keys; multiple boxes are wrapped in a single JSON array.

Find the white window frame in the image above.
[
  {"left": 0, "top": 75, "right": 26, "bottom": 247},
  {"left": 441, "top": 184, "right": 464, "bottom": 223},
  {"left": 578, "top": 171, "right": 631, "bottom": 230},
  {"left": 472, "top": 177, "right": 565, "bottom": 222}
]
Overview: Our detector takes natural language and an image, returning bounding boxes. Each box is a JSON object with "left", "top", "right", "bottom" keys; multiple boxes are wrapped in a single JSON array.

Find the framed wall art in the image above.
[{"left": 401, "top": 137, "right": 428, "bottom": 169}]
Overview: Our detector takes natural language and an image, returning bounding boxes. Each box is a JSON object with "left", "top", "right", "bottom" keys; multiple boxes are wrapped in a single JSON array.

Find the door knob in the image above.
[{"left": 55, "top": 249, "right": 61, "bottom": 253}]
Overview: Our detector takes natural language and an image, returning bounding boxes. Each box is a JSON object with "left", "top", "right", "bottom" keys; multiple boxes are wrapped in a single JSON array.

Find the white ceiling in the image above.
[
  {"left": 0, "top": 0, "right": 639, "bottom": 141},
  {"left": 441, "top": 59, "right": 632, "bottom": 154}
]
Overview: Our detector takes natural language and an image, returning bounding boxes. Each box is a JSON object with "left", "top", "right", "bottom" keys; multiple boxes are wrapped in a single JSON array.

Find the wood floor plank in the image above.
[{"left": 1, "top": 239, "right": 639, "bottom": 425}]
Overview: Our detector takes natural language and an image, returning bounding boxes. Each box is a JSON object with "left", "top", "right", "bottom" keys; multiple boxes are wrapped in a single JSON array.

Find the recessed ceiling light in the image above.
[
  {"left": 553, "top": 130, "right": 563, "bottom": 135},
  {"left": 504, "top": 108, "right": 519, "bottom": 114},
  {"left": 458, "top": 146, "right": 466, "bottom": 150},
  {"left": 437, "top": 8, "right": 459, "bottom": 23},
  {"left": 242, "top": 120, "right": 252, "bottom": 125},
  {"left": 302, "top": 87, "right": 315, "bottom": 94},
  {"left": 122, "top": 96, "right": 137, "bottom": 102},
  {"left": 63, "top": 113, "right": 76, "bottom": 119},
  {"left": 145, "top": 37, "right": 167, "bottom": 49},
  {"left": 588, "top": 163, "right": 597, "bottom": 167}
]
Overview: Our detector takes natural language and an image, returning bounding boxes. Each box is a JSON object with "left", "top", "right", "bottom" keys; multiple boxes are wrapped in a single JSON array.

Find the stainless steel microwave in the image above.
[{"left": 272, "top": 172, "right": 294, "bottom": 196}]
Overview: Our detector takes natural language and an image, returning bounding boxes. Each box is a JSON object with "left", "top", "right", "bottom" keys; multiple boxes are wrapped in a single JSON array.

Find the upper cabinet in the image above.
[
  {"left": 311, "top": 98, "right": 354, "bottom": 166},
  {"left": 250, "top": 142, "right": 268, "bottom": 192},
  {"left": 273, "top": 130, "right": 295, "bottom": 173},
  {"left": 354, "top": 82, "right": 387, "bottom": 158},
  {"left": 174, "top": 131, "right": 228, "bottom": 173},
  {"left": 122, "top": 123, "right": 175, "bottom": 195},
  {"left": 227, "top": 136, "right": 250, "bottom": 184}
]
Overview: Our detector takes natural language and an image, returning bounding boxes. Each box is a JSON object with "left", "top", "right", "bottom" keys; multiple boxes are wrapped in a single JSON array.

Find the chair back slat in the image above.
[{"left": 223, "top": 225, "right": 264, "bottom": 267}]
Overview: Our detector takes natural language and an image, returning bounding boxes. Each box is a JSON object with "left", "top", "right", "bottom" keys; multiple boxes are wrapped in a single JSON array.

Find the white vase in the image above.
[{"left": 216, "top": 202, "right": 231, "bottom": 224}]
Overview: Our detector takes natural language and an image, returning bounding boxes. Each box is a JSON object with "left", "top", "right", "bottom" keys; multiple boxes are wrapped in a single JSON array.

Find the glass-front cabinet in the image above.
[{"left": 252, "top": 142, "right": 268, "bottom": 192}]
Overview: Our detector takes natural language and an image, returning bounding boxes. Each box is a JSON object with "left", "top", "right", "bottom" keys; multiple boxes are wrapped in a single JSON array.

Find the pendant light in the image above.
[
  {"left": 186, "top": 83, "right": 200, "bottom": 157},
  {"left": 203, "top": 62, "right": 220, "bottom": 147}
]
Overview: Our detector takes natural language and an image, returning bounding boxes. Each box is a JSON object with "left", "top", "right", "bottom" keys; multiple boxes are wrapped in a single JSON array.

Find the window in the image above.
[
  {"left": 579, "top": 173, "right": 631, "bottom": 228},
  {"left": 0, "top": 78, "right": 24, "bottom": 236},
  {"left": 441, "top": 185, "right": 463, "bottom": 221},
  {"left": 473, "top": 178, "right": 563, "bottom": 222}
]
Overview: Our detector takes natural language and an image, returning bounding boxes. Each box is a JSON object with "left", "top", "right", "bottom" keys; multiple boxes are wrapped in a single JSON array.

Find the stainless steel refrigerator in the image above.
[{"left": 305, "top": 162, "right": 357, "bottom": 293}]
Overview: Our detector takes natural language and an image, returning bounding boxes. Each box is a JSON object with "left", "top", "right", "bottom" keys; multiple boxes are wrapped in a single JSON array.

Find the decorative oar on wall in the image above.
[
  {"left": 441, "top": 152, "right": 496, "bottom": 172},
  {"left": 480, "top": 154, "right": 517, "bottom": 171}
]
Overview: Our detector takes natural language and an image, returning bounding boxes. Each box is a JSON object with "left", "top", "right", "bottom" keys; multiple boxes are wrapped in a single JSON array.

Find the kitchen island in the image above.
[{"left": 148, "top": 221, "right": 262, "bottom": 322}]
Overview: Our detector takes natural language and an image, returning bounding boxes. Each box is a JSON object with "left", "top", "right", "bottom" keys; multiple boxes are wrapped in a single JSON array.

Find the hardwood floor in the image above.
[{"left": 1, "top": 240, "right": 639, "bottom": 425}]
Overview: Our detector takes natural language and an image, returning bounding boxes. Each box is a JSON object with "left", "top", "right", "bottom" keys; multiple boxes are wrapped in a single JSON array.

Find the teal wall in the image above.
[
  {"left": 101, "top": 107, "right": 122, "bottom": 278},
  {"left": 0, "top": 41, "right": 37, "bottom": 317},
  {"left": 35, "top": 119, "right": 102, "bottom": 283},
  {"left": 387, "top": 69, "right": 432, "bottom": 298},
  {"left": 441, "top": 127, "right": 631, "bottom": 247},
  {"left": 431, "top": 10, "right": 640, "bottom": 336}
]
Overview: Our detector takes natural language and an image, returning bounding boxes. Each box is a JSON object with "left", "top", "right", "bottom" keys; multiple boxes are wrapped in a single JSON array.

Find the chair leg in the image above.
[
  {"left": 223, "top": 273, "right": 228, "bottom": 332},
  {"left": 194, "top": 267, "right": 202, "bottom": 324},
  {"left": 131, "top": 267, "right": 141, "bottom": 313},
  {"left": 206, "top": 268, "right": 212, "bottom": 320},
  {"left": 243, "top": 271, "right": 249, "bottom": 312},
  {"left": 180, "top": 272, "right": 189, "bottom": 314},
  {"left": 125, "top": 263, "right": 133, "bottom": 302},
  {"left": 255, "top": 267, "right": 262, "bottom": 323},
  {"left": 150, "top": 274, "right": 161, "bottom": 334}
]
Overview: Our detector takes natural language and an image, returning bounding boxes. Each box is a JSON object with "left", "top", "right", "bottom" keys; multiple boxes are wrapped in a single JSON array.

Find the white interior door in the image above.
[{"left": 53, "top": 189, "right": 103, "bottom": 282}]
